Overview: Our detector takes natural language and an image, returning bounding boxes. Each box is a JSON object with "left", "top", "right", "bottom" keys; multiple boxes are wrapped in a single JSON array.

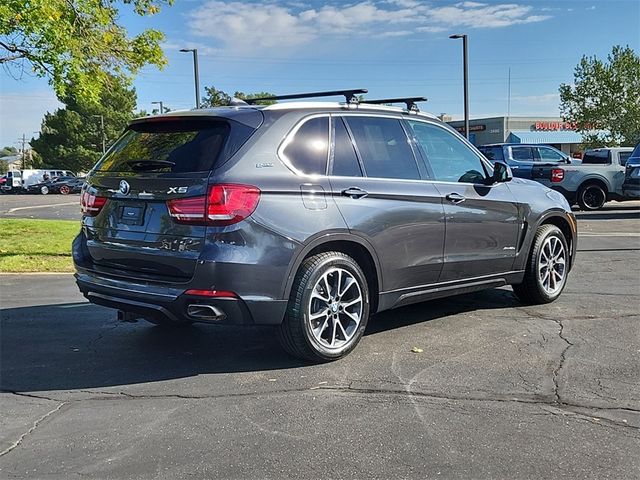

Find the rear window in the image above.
[
  {"left": 478, "top": 146, "right": 504, "bottom": 161},
  {"left": 93, "top": 118, "right": 256, "bottom": 173},
  {"left": 582, "top": 150, "right": 610, "bottom": 164}
]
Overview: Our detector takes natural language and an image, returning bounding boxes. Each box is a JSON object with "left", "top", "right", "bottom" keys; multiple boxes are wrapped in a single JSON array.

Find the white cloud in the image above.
[{"left": 186, "top": 1, "right": 551, "bottom": 53}]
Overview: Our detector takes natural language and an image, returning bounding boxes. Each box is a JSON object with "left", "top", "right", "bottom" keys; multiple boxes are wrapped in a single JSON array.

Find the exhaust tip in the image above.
[{"left": 187, "top": 304, "right": 227, "bottom": 322}]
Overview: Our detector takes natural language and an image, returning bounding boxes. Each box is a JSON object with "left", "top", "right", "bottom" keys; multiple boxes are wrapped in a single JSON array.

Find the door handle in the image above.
[
  {"left": 341, "top": 187, "right": 368, "bottom": 199},
  {"left": 446, "top": 192, "right": 466, "bottom": 204}
]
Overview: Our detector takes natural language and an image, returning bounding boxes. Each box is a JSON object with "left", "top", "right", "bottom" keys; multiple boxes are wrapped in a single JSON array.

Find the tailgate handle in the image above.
[
  {"left": 341, "top": 187, "right": 368, "bottom": 199},
  {"left": 446, "top": 192, "right": 466, "bottom": 204}
]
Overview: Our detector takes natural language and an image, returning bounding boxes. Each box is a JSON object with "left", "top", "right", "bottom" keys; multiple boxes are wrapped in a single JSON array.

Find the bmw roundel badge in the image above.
[{"left": 119, "top": 180, "right": 130, "bottom": 195}]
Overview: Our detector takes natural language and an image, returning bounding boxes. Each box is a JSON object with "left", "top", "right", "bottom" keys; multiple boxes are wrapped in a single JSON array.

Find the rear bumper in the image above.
[{"left": 75, "top": 270, "right": 287, "bottom": 325}]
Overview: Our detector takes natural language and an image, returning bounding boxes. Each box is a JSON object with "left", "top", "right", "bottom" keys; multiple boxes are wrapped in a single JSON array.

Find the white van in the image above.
[{"left": 1, "top": 169, "right": 75, "bottom": 192}]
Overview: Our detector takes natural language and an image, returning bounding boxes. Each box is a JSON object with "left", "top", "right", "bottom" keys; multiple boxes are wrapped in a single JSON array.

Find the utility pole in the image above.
[
  {"left": 450, "top": 34, "right": 469, "bottom": 140},
  {"left": 18, "top": 134, "right": 26, "bottom": 169}
]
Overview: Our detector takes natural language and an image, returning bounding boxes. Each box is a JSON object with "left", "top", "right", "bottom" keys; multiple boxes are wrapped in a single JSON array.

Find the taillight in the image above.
[
  {"left": 551, "top": 169, "right": 564, "bottom": 182},
  {"left": 81, "top": 191, "right": 107, "bottom": 216},
  {"left": 167, "top": 184, "right": 260, "bottom": 226}
]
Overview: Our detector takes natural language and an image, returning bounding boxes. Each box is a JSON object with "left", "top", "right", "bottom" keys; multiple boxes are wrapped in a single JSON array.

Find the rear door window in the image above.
[
  {"left": 511, "top": 147, "right": 534, "bottom": 161},
  {"left": 94, "top": 118, "right": 256, "bottom": 174},
  {"left": 344, "top": 116, "right": 419, "bottom": 180},
  {"left": 281, "top": 116, "right": 329, "bottom": 175}
]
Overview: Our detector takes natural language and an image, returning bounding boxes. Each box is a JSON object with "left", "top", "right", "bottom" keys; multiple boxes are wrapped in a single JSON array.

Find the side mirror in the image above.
[{"left": 493, "top": 161, "right": 513, "bottom": 183}]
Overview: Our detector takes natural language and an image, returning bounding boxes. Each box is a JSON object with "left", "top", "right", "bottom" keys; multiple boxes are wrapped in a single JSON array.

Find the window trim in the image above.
[{"left": 277, "top": 114, "right": 331, "bottom": 177}]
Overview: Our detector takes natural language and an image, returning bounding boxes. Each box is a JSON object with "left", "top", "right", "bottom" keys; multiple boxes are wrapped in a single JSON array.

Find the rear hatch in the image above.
[{"left": 82, "top": 111, "right": 262, "bottom": 282}]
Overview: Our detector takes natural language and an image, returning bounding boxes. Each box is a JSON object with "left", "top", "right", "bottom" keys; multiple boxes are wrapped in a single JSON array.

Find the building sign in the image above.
[
  {"left": 534, "top": 121, "right": 577, "bottom": 131},
  {"left": 454, "top": 124, "right": 486, "bottom": 133}
]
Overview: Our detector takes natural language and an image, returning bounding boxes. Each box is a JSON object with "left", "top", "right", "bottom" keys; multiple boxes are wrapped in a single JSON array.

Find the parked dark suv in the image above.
[{"left": 74, "top": 90, "right": 577, "bottom": 362}]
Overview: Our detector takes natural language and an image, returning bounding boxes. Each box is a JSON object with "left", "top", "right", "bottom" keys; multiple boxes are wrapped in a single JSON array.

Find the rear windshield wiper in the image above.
[{"left": 126, "top": 159, "right": 175, "bottom": 171}]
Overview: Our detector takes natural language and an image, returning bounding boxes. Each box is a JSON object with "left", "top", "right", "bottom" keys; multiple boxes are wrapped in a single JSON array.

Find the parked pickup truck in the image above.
[
  {"left": 531, "top": 147, "right": 634, "bottom": 210},
  {"left": 478, "top": 143, "right": 574, "bottom": 180}
]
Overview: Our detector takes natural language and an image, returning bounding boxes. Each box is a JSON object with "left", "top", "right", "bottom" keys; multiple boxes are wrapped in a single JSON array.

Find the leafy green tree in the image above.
[
  {"left": 0, "top": 0, "right": 171, "bottom": 103},
  {"left": 0, "top": 146, "right": 18, "bottom": 157},
  {"left": 31, "top": 78, "right": 137, "bottom": 172},
  {"left": 0, "top": 159, "right": 8, "bottom": 173},
  {"left": 559, "top": 45, "right": 640, "bottom": 147},
  {"left": 202, "top": 86, "right": 276, "bottom": 107}
]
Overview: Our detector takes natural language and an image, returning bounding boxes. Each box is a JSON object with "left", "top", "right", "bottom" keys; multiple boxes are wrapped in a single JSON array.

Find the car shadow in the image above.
[{"left": 0, "top": 288, "right": 522, "bottom": 393}]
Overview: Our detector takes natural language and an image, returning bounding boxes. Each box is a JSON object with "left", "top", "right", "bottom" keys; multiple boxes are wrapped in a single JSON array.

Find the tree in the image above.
[
  {"left": 559, "top": 45, "right": 640, "bottom": 147},
  {"left": 0, "top": 159, "right": 8, "bottom": 173},
  {"left": 0, "top": 146, "right": 17, "bottom": 157},
  {"left": 0, "top": 0, "right": 171, "bottom": 103},
  {"left": 201, "top": 86, "right": 276, "bottom": 107},
  {"left": 31, "top": 78, "right": 137, "bottom": 172}
]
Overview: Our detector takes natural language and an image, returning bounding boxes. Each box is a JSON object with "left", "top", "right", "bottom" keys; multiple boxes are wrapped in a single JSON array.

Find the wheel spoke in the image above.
[
  {"left": 309, "top": 308, "right": 329, "bottom": 321},
  {"left": 335, "top": 318, "right": 349, "bottom": 341},
  {"left": 339, "top": 277, "right": 356, "bottom": 297},
  {"left": 311, "top": 287, "right": 330, "bottom": 302},
  {"left": 313, "top": 316, "right": 330, "bottom": 336},
  {"left": 342, "top": 297, "right": 362, "bottom": 308}
]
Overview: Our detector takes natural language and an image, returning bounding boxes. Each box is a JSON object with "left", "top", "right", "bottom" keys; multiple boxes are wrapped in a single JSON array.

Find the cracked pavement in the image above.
[{"left": 0, "top": 212, "right": 639, "bottom": 479}]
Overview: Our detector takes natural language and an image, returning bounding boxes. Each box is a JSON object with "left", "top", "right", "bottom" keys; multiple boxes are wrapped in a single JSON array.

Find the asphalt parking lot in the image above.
[
  {"left": 0, "top": 193, "right": 81, "bottom": 220},
  {"left": 0, "top": 199, "right": 639, "bottom": 479}
]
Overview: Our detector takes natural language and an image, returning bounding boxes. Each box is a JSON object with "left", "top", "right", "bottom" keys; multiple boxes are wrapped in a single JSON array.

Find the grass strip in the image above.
[{"left": 0, "top": 218, "right": 80, "bottom": 272}]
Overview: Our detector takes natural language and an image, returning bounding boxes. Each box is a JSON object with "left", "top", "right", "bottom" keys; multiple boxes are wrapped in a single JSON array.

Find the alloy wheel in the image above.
[
  {"left": 537, "top": 235, "right": 566, "bottom": 295},
  {"left": 307, "top": 267, "right": 363, "bottom": 350}
]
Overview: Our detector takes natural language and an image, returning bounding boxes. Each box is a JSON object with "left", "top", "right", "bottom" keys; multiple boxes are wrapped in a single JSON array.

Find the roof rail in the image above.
[
  {"left": 361, "top": 97, "right": 428, "bottom": 112},
  {"left": 245, "top": 89, "right": 368, "bottom": 105}
]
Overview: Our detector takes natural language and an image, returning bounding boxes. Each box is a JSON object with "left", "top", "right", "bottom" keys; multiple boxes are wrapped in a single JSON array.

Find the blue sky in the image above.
[{"left": 1, "top": 0, "right": 639, "bottom": 148}]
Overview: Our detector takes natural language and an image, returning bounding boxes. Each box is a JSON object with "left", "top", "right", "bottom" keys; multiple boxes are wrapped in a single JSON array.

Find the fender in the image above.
[
  {"left": 280, "top": 230, "right": 383, "bottom": 300},
  {"left": 513, "top": 209, "right": 577, "bottom": 272}
]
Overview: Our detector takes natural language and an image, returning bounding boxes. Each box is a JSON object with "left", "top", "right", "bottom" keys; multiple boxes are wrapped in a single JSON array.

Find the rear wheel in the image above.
[
  {"left": 277, "top": 251, "right": 370, "bottom": 362},
  {"left": 512, "top": 224, "right": 569, "bottom": 304},
  {"left": 577, "top": 183, "right": 606, "bottom": 210},
  {"left": 59, "top": 185, "right": 70, "bottom": 195}
]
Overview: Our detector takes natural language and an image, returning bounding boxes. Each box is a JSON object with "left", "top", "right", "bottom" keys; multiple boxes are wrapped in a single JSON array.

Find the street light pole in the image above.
[
  {"left": 151, "top": 101, "right": 164, "bottom": 114},
  {"left": 92, "top": 115, "right": 106, "bottom": 155},
  {"left": 180, "top": 48, "right": 201, "bottom": 109},
  {"left": 450, "top": 34, "right": 469, "bottom": 140}
]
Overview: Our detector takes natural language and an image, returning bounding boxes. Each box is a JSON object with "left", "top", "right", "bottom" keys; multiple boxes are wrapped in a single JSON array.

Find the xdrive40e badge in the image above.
[{"left": 119, "top": 180, "right": 130, "bottom": 195}]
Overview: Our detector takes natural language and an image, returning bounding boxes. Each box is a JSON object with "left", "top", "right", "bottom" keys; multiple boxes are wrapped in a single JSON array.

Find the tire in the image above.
[
  {"left": 277, "top": 251, "right": 370, "bottom": 362},
  {"left": 40, "top": 185, "right": 49, "bottom": 195},
  {"left": 512, "top": 224, "right": 569, "bottom": 305},
  {"left": 577, "top": 182, "right": 606, "bottom": 210},
  {"left": 59, "top": 185, "right": 70, "bottom": 195}
]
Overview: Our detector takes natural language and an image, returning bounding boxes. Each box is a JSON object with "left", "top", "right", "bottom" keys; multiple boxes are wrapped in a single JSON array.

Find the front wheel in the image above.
[
  {"left": 40, "top": 185, "right": 49, "bottom": 195},
  {"left": 512, "top": 224, "right": 569, "bottom": 304},
  {"left": 277, "top": 252, "right": 370, "bottom": 362}
]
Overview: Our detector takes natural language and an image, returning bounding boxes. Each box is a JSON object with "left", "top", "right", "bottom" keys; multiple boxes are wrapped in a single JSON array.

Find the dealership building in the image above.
[{"left": 447, "top": 116, "right": 584, "bottom": 156}]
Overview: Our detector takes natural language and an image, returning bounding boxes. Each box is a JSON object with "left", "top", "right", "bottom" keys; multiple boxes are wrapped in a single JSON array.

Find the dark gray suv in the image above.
[{"left": 74, "top": 90, "right": 577, "bottom": 362}]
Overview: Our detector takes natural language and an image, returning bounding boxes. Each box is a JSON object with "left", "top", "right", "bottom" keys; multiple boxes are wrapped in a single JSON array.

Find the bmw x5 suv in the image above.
[{"left": 74, "top": 90, "right": 577, "bottom": 362}]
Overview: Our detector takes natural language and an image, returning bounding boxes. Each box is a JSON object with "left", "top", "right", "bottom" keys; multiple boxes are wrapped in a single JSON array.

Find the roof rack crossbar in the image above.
[
  {"left": 245, "top": 89, "right": 368, "bottom": 105},
  {"left": 362, "top": 96, "right": 428, "bottom": 112}
]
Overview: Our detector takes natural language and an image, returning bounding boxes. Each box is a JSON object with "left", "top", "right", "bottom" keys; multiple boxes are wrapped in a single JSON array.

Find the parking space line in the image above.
[
  {"left": 579, "top": 232, "right": 640, "bottom": 237},
  {"left": 7, "top": 202, "right": 78, "bottom": 213}
]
